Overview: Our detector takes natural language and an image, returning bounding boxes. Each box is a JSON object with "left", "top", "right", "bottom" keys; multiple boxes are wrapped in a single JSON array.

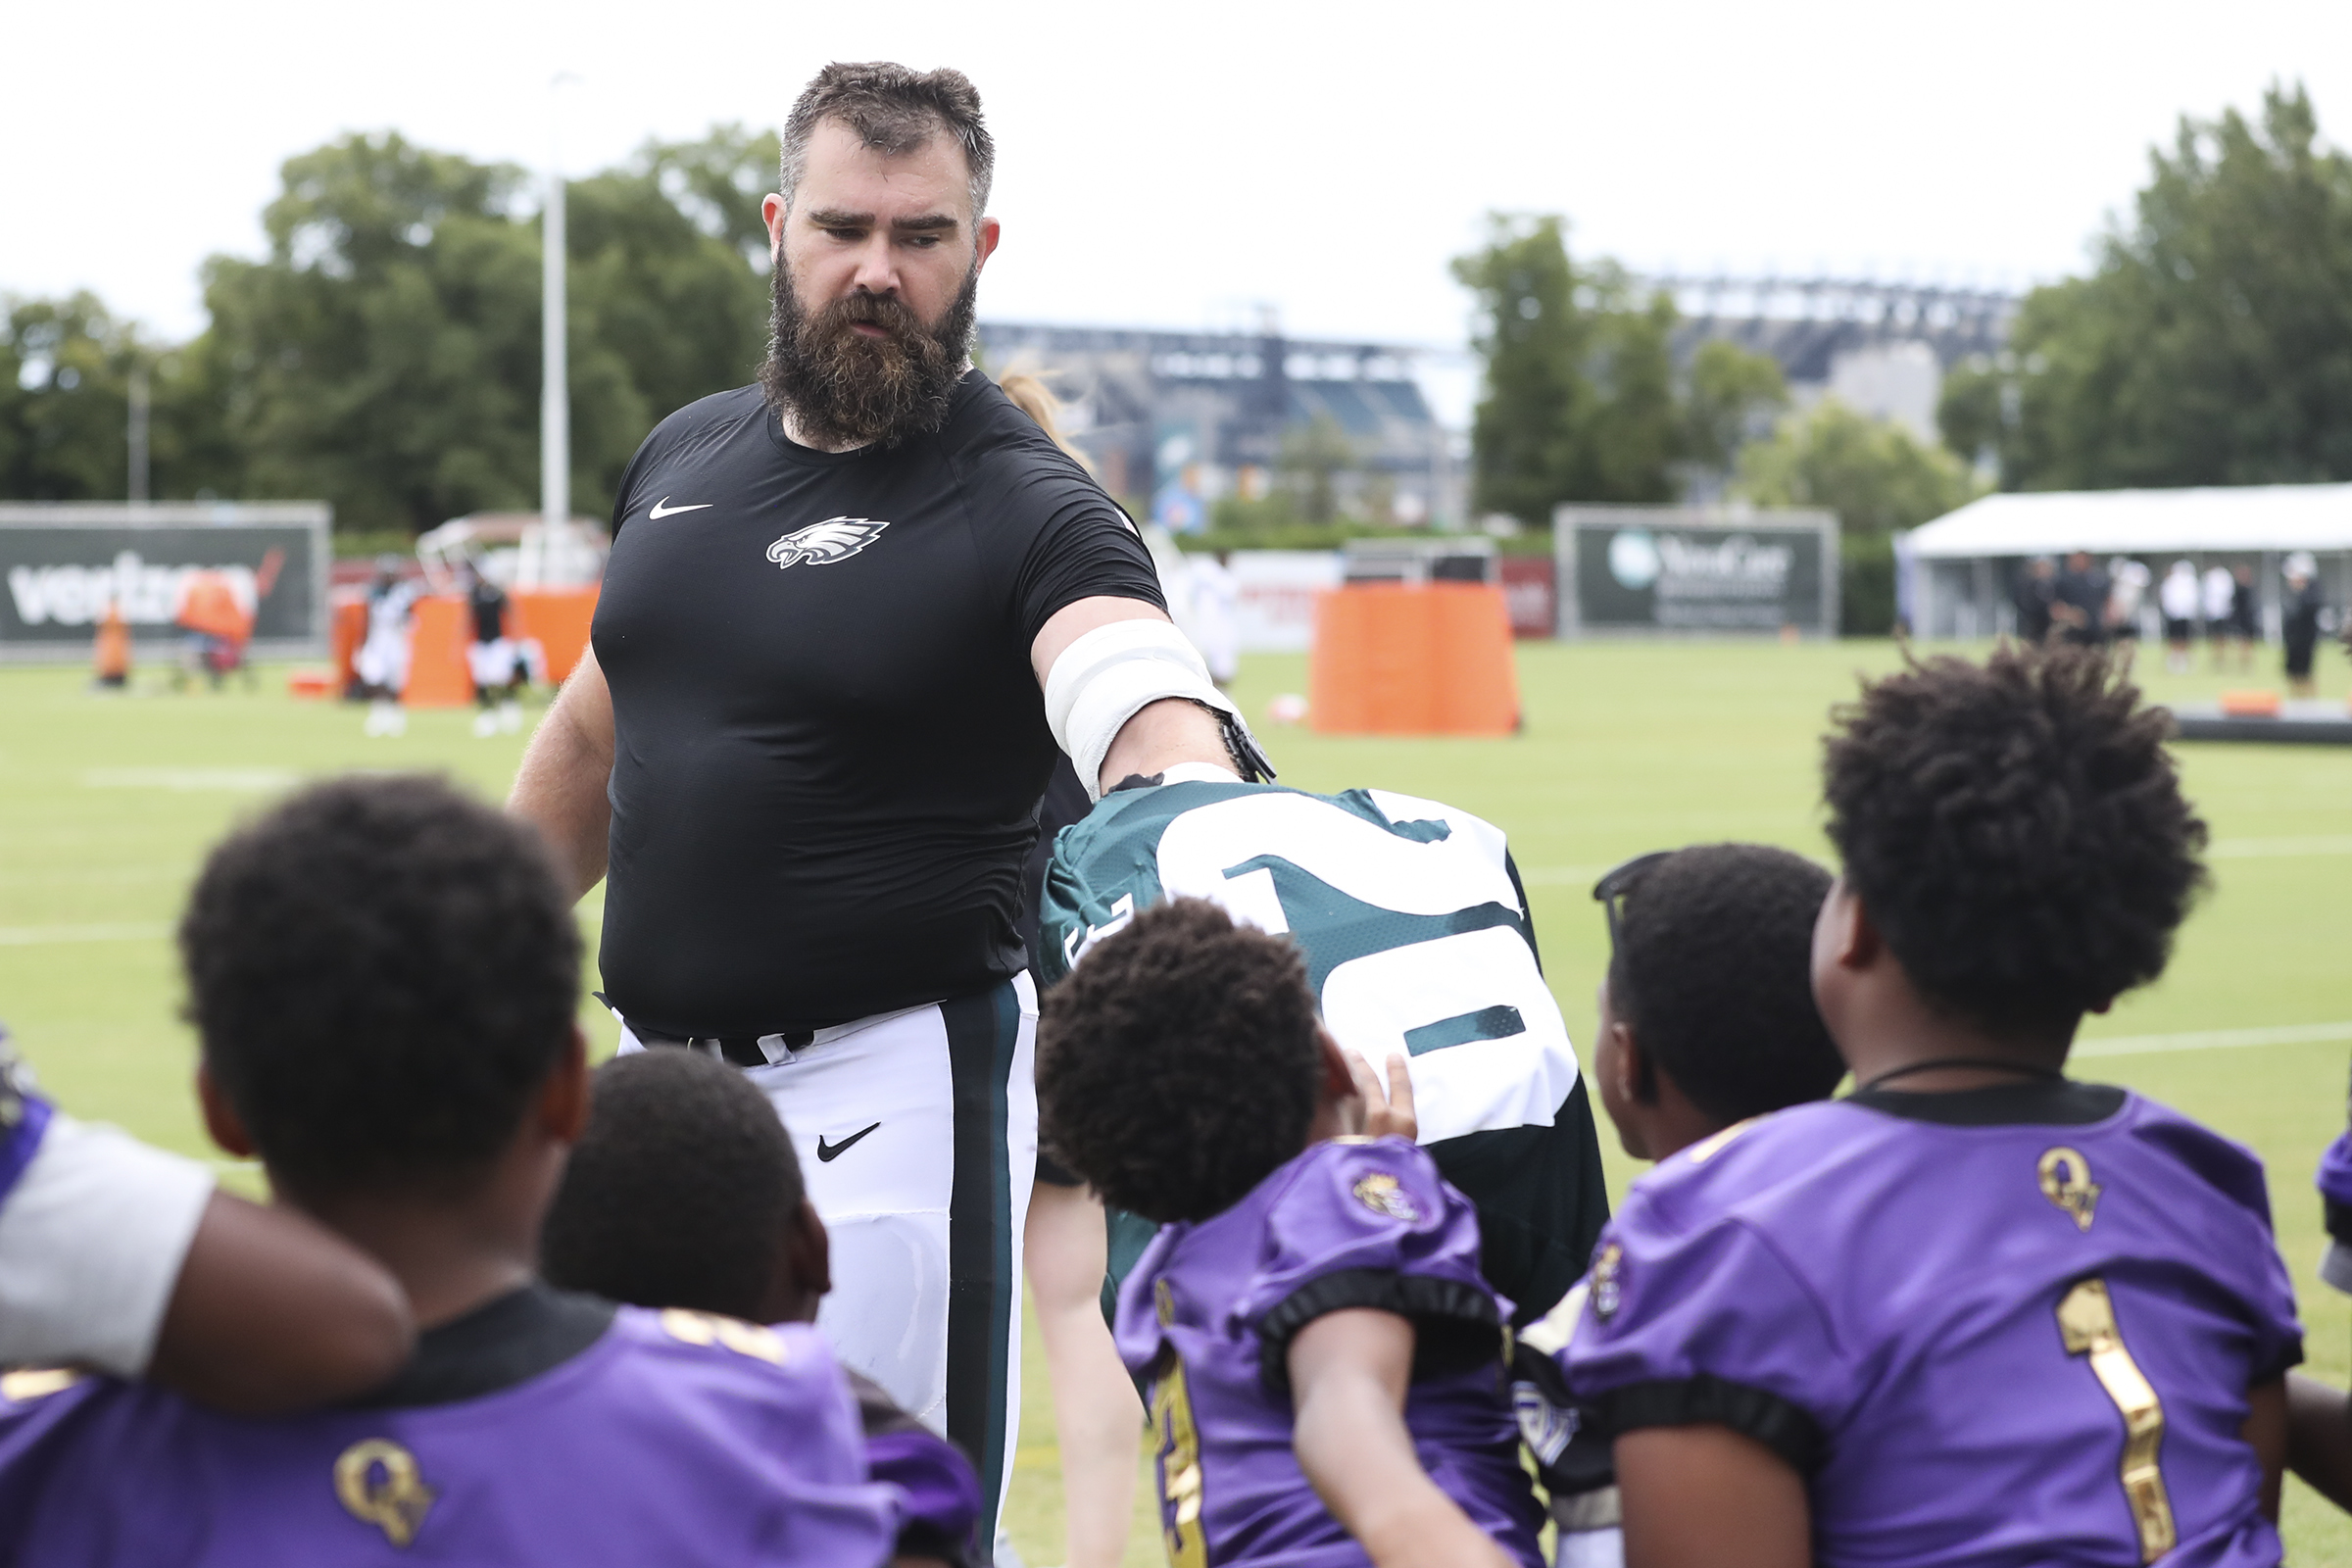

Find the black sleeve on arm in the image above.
[
  {"left": 1600, "top": 1375, "right": 1827, "bottom": 1476},
  {"left": 1008, "top": 490, "right": 1165, "bottom": 647},
  {"left": 1254, "top": 1266, "right": 1503, "bottom": 1398}
]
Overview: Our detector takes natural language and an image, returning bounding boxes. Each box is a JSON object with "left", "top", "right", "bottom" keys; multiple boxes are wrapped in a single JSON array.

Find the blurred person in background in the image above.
[
  {"left": 2204, "top": 561, "right": 2239, "bottom": 669},
  {"left": 172, "top": 568, "right": 251, "bottom": 691},
  {"left": 91, "top": 596, "right": 131, "bottom": 690},
  {"left": 1189, "top": 550, "right": 1239, "bottom": 687},
  {"left": 2012, "top": 557, "right": 2056, "bottom": 645},
  {"left": 2051, "top": 550, "right": 2109, "bottom": 646},
  {"left": 463, "top": 562, "right": 528, "bottom": 738},
  {"left": 355, "top": 556, "right": 417, "bottom": 737},
  {"left": 2281, "top": 553, "right": 2325, "bottom": 698},
  {"left": 2230, "top": 562, "right": 2261, "bottom": 669},
  {"left": 2105, "top": 558, "right": 2150, "bottom": 641},
  {"left": 2160, "top": 560, "right": 2201, "bottom": 672}
]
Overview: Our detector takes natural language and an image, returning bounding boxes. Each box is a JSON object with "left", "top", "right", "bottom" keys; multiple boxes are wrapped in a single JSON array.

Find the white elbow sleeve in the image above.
[{"left": 1044, "top": 620, "right": 1266, "bottom": 801}]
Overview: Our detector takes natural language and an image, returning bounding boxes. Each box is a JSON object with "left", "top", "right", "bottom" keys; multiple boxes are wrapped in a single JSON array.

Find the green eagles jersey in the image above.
[{"left": 1040, "top": 779, "right": 1610, "bottom": 1321}]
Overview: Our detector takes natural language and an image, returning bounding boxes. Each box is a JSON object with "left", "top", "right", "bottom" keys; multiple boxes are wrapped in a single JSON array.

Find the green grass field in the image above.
[{"left": 1, "top": 636, "right": 2346, "bottom": 1564}]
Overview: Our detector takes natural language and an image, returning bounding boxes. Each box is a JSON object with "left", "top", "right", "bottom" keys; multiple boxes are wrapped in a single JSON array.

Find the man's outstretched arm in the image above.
[
  {"left": 510, "top": 646, "right": 616, "bottom": 902},
  {"left": 1031, "top": 597, "right": 1246, "bottom": 795}
]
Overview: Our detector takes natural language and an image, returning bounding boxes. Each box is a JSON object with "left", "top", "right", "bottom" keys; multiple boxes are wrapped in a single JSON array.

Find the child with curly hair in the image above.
[
  {"left": 1555, "top": 643, "right": 2300, "bottom": 1568},
  {"left": 1037, "top": 898, "right": 1542, "bottom": 1568}
]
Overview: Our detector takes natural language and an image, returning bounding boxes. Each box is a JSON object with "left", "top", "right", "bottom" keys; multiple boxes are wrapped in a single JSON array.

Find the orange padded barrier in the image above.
[
  {"left": 329, "top": 594, "right": 367, "bottom": 688},
  {"left": 403, "top": 596, "right": 474, "bottom": 709},
  {"left": 1309, "top": 583, "right": 1519, "bottom": 736},
  {"left": 513, "top": 588, "right": 598, "bottom": 684},
  {"left": 2220, "top": 689, "right": 2282, "bottom": 717}
]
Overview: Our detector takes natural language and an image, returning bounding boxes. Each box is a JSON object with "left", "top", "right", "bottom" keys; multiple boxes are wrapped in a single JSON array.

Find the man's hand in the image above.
[
  {"left": 509, "top": 647, "right": 615, "bottom": 902},
  {"left": 1031, "top": 597, "right": 1238, "bottom": 795}
]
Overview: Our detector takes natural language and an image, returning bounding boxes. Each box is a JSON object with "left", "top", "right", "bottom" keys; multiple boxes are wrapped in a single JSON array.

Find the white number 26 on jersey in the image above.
[{"left": 1152, "top": 790, "right": 1581, "bottom": 1145}]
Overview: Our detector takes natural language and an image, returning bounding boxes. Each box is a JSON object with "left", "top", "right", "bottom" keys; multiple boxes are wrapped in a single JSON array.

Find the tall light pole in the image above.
[{"left": 541, "top": 74, "right": 579, "bottom": 528}]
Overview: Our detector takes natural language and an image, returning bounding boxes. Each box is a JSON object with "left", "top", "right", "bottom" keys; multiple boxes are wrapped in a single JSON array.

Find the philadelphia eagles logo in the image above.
[{"left": 765, "top": 516, "right": 890, "bottom": 570}]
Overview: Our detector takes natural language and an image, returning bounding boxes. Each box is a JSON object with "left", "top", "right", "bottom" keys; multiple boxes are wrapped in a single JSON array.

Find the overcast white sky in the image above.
[{"left": 8, "top": 0, "right": 2348, "bottom": 378}]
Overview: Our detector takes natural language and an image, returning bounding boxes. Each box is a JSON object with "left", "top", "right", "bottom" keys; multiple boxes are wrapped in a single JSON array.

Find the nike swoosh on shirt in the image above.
[
  {"left": 816, "top": 1122, "right": 882, "bottom": 1162},
  {"left": 648, "top": 497, "right": 713, "bottom": 519}
]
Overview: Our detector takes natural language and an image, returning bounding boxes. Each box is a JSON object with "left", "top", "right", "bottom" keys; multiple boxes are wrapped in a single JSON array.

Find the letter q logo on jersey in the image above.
[{"left": 766, "top": 516, "right": 890, "bottom": 570}]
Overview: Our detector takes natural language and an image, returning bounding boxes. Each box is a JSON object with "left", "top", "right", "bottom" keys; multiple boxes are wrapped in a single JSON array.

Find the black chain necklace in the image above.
[{"left": 1858, "top": 1056, "right": 2067, "bottom": 1093}]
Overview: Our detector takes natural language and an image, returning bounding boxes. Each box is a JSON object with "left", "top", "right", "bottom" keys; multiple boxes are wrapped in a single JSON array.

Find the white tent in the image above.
[{"left": 1900, "top": 483, "right": 2352, "bottom": 640}]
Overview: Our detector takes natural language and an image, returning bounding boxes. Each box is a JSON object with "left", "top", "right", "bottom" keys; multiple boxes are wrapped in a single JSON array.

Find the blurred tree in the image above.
[
  {"left": 1681, "top": 338, "right": 1789, "bottom": 479},
  {"left": 1278, "top": 413, "right": 1358, "bottom": 524},
  {"left": 0, "top": 293, "right": 136, "bottom": 499},
  {"left": 1453, "top": 216, "right": 1585, "bottom": 526},
  {"left": 1940, "top": 83, "right": 2352, "bottom": 490},
  {"left": 0, "top": 295, "right": 237, "bottom": 502},
  {"left": 1735, "top": 399, "right": 1984, "bottom": 634},
  {"left": 201, "top": 134, "right": 544, "bottom": 533},
  {"left": 194, "top": 128, "right": 774, "bottom": 533},
  {"left": 1453, "top": 217, "right": 1784, "bottom": 525},
  {"left": 639, "top": 123, "right": 783, "bottom": 263}
]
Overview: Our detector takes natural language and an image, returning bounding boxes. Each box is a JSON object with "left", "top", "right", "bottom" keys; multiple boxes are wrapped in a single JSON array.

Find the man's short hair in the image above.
[
  {"left": 1823, "top": 642, "right": 2207, "bottom": 1034},
  {"left": 1607, "top": 844, "right": 1842, "bottom": 1124},
  {"left": 541, "top": 1051, "right": 804, "bottom": 1321},
  {"left": 781, "top": 62, "right": 994, "bottom": 220},
  {"left": 1038, "top": 899, "right": 1322, "bottom": 1225},
  {"left": 178, "top": 775, "right": 579, "bottom": 1200}
]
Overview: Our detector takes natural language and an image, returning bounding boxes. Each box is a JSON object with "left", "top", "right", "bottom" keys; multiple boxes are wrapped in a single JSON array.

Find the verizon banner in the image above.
[{"left": 0, "top": 504, "right": 330, "bottom": 660}]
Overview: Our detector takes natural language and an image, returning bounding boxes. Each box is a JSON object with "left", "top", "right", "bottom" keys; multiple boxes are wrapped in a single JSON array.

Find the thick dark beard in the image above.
[{"left": 759, "top": 261, "right": 977, "bottom": 450}]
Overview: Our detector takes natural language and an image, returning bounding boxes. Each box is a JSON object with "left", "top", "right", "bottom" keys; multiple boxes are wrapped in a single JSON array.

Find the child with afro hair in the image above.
[
  {"left": 1038, "top": 897, "right": 1542, "bottom": 1568},
  {"left": 1553, "top": 643, "right": 2300, "bottom": 1568}
]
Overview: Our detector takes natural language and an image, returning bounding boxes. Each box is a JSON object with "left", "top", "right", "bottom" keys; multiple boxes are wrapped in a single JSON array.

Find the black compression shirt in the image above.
[{"left": 593, "top": 372, "right": 1162, "bottom": 1036}]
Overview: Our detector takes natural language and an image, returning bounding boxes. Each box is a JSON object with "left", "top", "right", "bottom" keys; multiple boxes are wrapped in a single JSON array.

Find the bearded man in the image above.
[{"left": 510, "top": 62, "right": 1263, "bottom": 1553}]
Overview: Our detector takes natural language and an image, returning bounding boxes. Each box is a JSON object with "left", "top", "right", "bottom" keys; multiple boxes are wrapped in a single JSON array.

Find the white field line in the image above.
[
  {"left": 0, "top": 922, "right": 171, "bottom": 946},
  {"left": 2207, "top": 835, "right": 2352, "bottom": 858},
  {"left": 1520, "top": 835, "right": 2352, "bottom": 888},
  {"left": 82, "top": 767, "right": 300, "bottom": 791},
  {"left": 2075, "top": 1021, "right": 2352, "bottom": 1058}
]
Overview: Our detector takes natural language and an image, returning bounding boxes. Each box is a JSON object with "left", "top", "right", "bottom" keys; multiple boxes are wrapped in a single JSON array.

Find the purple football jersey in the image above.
[
  {"left": 1560, "top": 1083, "right": 2301, "bottom": 1568},
  {"left": 0, "top": 1293, "right": 899, "bottom": 1566},
  {"left": 2316, "top": 1131, "right": 2352, "bottom": 1294},
  {"left": 849, "top": 1367, "right": 983, "bottom": 1566},
  {"left": 1114, "top": 1136, "right": 1544, "bottom": 1568}
]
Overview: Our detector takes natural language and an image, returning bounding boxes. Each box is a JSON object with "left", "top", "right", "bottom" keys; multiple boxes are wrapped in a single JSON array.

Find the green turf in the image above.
[{"left": 0, "top": 636, "right": 2346, "bottom": 1563}]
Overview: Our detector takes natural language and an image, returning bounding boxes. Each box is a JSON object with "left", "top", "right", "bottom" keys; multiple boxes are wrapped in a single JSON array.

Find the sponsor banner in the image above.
[
  {"left": 1226, "top": 550, "right": 1344, "bottom": 652},
  {"left": 1498, "top": 555, "right": 1556, "bottom": 638},
  {"left": 1555, "top": 507, "right": 1838, "bottom": 637},
  {"left": 0, "top": 505, "right": 329, "bottom": 658}
]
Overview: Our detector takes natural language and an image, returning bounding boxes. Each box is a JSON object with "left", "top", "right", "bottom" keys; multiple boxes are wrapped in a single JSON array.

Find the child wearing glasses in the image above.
[
  {"left": 1548, "top": 644, "right": 2298, "bottom": 1568},
  {"left": 1519, "top": 842, "right": 1847, "bottom": 1564},
  {"left": 1037, "top": 897, "right": 1544, "bottom": 1568}
]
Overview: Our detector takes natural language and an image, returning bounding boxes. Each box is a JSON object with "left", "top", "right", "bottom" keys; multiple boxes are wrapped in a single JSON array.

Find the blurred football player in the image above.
[
  {"left": 1555, "top": 644, "right": 2297, "bottom": 1568},
  {"left": 1038, "top": 897, "right": 1542, "bottom": 1568},
  {"left": 0, "top": 777, "right": 897, "bottom": 1564},
  {"left": 463, "top": 563, "right": 528, "bottom": 737},
  {"left": 541, "top": 1048, "right": 983, "bottom": 1568},
  {"left": 354, "top": 555, "right": 416, "bottom": 737}
]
